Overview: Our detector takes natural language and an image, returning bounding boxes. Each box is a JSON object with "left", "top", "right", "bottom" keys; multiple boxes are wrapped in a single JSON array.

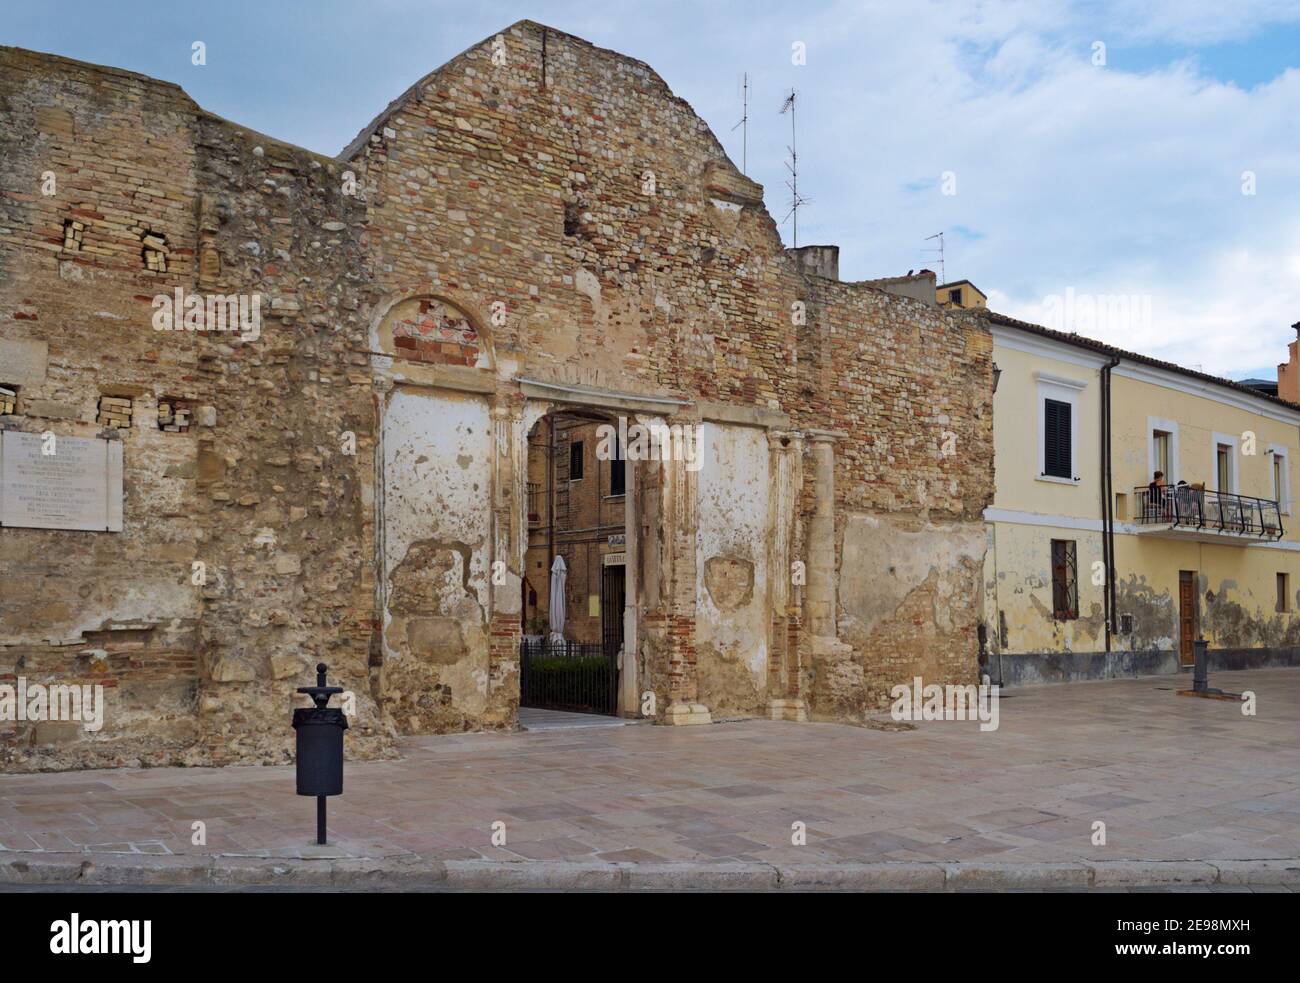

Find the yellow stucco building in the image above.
[
  {"left": 983, "top": 312, "right": 1300, "bottom": 683},
  {"left": 938, "top": 279, "right": 988, "bottom": 310}
]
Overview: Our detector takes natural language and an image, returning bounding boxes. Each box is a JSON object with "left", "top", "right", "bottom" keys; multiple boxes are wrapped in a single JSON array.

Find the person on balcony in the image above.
[{"left": 1146, "top": 471, "right": 1167, "bottom": 519}]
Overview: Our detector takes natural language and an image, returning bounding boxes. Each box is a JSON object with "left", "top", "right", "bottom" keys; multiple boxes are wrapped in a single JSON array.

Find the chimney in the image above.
[
  {"left": 1276, "top": 321, "right": 1300, "bottom": 403},
  {"left": 787, "top": 244, "right": 839, "bottom": 281}
]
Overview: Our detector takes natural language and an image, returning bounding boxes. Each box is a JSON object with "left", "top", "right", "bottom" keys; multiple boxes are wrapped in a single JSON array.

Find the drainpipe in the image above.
[
  {"left": 1101, "top": 357, "right": 1121, "bottom": 652},
  {"left": 547, "top": 415, "right": 555, "bottom": 590}
]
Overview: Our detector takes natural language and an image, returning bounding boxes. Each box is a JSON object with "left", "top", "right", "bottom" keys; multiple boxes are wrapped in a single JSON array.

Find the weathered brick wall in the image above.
[
  {"left": 800, "top": 279, "right": 994, "bottom": 716},
  {"left": 1, "top": 20, "right": 995, "bottom": 767},
  {"left": 346, "top": 22, "right": 993, "bottom": 720},
  {"left": 347, "top": 24, "right": 802, "bottom": 409},
  {"left": 803, "top": 280, "right": 993, "bottom": 519},
  {"left": 0, "top": 48, "right": 388, "bottom": 769},
  {"left": 0, "top": 50, "right": 207, "bottom": 768}
]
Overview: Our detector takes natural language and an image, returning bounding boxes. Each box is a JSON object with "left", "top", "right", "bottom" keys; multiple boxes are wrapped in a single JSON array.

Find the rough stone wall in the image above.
[
  {"left": 0, "top": 50, "right": 208, "bottom": 769},
  {"left": 799, "top": 277, "right": 994, "bottom": 717},
  {"left": 1, "top": 20, "right": 995, "bottom": 767},
  {"left": 345, "top": 23, "right": 809, "bottom": 723},
  {"left": 347, "top": 22, "right": 994, "bottom": 724},
  {"left": 0, "top": 48, "right": 386, "bottom": 770},
  {"left": 348, "top": 23, "right": 801, "bottom": 410}
]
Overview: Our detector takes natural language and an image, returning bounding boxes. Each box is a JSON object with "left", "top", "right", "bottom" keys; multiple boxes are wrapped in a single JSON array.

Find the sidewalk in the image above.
[{"left": 2, "top": 669, "right": 1298, "bottom": 890}]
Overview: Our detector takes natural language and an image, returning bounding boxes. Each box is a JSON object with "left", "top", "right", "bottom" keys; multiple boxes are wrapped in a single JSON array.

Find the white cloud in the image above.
[{"left": 669, "top": 0, "right": 1300, "bottom": 377}]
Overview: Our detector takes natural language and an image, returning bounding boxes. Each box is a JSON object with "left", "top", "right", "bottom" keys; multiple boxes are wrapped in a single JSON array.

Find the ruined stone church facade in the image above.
[{"left": 0, "top": 21, "right": 993, "bottom": 771}]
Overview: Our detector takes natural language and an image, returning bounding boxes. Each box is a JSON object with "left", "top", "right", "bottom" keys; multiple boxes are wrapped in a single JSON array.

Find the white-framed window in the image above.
[
  {"left": 1212, "top": 432, "right": 1238, "bottom": 494},
  {"left": 1268, "top": 443, "right": 1291, "bottom": 514},
  {"left": 1036, "top": 373, "right": 1085, "bottom": 485},
  {"left": 1147, "top": 416, "right": 1179, "bottom": 484}
]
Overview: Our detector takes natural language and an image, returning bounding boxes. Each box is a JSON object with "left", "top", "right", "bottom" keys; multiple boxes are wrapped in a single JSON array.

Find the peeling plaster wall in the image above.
[
  {"left": 828, "top": 513, "right": 986, "bottom": 716},
  {"left": 379, "top": 388, "right": 494, "bottom": 732},
  {"left": 695, "top": 422, "right": 769, "bottom": 715},
  {"left": 987, "top": 522, "right": 1300, "bottom": 682},
  {"left": 987, "top": 523, "right": 1110, "bottom": 656}
]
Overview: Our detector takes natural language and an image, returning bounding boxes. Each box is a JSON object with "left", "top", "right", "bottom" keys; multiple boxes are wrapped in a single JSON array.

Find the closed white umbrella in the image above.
[{"left": 548, "top": 554, "right": 567, "bottom": 644}]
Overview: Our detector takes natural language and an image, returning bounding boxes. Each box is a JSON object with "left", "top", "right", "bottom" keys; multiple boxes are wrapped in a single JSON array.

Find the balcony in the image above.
[{"left": 1132, "top": 486, "right": 1284, "bottom": 543}]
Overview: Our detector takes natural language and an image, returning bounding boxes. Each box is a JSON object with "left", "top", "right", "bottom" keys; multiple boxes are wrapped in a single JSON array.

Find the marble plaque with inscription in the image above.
[{"left": 0, "top": 432, "right": 123, "bottom": 531}]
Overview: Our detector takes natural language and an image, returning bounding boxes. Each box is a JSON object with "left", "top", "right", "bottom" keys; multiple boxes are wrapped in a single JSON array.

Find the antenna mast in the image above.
[
  {"left": 780, "top": 88, "right": 808, "bottom": 247},
  {"left": 731, "top": 72, "right": 749, "bottom": 174},
  {"left": 924, "top": 231, "right": 946, "bottom": 285}
]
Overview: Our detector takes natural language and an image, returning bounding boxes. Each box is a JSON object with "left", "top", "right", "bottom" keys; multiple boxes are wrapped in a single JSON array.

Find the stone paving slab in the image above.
[{"left": 0, "top": 669, "right": 1298, "bottom": 889}]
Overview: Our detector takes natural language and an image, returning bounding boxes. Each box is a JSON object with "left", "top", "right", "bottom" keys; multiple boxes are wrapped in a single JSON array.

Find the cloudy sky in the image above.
[{"left": 7, "top": 0, "right": 1299, "bottom": 380}]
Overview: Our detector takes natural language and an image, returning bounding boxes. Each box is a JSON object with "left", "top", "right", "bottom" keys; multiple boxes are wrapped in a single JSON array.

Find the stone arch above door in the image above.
[{"left": 373, "top": 295, "right": 494, "bottom": 370}]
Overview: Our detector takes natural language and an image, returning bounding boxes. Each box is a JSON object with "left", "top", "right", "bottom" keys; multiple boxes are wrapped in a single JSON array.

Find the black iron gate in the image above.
[
  {"left": 601, "top": 564, "right": 625, "bottom": 662},
  {"left": 519, "top": 638, "right": 618, "bottom": 715},
  {"left": 519, "top": 563, "right": 624, "bottom": 716}
]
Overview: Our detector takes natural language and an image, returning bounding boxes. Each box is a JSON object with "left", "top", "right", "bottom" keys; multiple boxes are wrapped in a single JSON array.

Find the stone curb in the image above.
[{"left": 1, "top": 854, "right": 1296, "bottom": 890}]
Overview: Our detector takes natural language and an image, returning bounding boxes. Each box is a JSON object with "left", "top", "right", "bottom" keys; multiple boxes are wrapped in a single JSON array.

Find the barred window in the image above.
[{"left": 1051, "top": 539, "right": 1078, "bottom": 620}]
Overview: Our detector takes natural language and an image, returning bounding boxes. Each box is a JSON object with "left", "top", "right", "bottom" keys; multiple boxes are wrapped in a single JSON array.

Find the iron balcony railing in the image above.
[{"left": 1134, "top": 486, "right": 1284, "bottom": 539}]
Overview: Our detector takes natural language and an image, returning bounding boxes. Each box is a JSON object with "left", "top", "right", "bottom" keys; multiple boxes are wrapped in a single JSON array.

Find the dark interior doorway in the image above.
[{"left": 602, "top": 563, "right": 625, "bottom": 661}]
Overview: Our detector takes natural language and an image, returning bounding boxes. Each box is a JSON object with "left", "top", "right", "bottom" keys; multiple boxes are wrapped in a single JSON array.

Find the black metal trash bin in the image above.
[
  {"left": 293, "top": 706, "right": 347, "bottom": 796},
  {"left": 292, "top": 663, "right": 348, "bottom": 843}
]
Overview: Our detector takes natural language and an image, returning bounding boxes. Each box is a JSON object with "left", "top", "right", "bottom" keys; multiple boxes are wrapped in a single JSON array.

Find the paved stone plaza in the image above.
[{"left": 1, "top": 669, "right": 1297, "bottom": 888}]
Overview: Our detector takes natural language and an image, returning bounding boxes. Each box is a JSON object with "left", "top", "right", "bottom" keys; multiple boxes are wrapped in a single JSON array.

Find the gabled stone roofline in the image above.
[
  {"left": 0, "top": 44, "right": 197, "bottom": 106},
  {"left": 0, "top": 43, "right": 340, "bottom": 168},
  {"left": 337, "top": 19, "right": 738, "bottom": 169},
  {"left": 3, "top": 34, "right": 963, "bottom": 317}
]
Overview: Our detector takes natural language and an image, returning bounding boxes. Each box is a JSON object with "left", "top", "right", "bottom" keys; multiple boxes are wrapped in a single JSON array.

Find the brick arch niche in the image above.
[{"left": 375, "top": 295, "right": 493, "bottom": 370}]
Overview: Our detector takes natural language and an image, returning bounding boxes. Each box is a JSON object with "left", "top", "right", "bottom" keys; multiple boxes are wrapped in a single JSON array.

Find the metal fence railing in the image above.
[
  {"left": 1134, "top": 486, "right": 1283, "bottom": 539},
  {"left": 519, "top": 638, "right": 618, "bottom": 716}
]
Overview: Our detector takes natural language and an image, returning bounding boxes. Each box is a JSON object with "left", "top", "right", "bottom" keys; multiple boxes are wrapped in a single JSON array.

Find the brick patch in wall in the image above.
[
  {"left": 156, "top": 397, "right": 191, "bottom": 432},
  {"left": 62, "top": 217, "right": 85, "bottom": 251},
  {"left": 97, "top": 394, "right": 133, "bottom": 429},
  {"left": 141, "top": 230, "right": 168, "bottom": 272}
]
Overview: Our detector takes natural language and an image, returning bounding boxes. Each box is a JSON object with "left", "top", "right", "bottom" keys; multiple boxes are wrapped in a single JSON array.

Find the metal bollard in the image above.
[
  {"left": 1192, "top": 639, "right": 1209, "bottom": 693},
  {"left": 292, "top": 662, "right": 348, "bottom": 845}
]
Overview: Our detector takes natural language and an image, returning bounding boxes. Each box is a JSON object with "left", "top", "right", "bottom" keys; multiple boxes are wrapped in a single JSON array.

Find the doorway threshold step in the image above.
[{"left": 517, "top": 708, "right": 638, "bottom": 731}]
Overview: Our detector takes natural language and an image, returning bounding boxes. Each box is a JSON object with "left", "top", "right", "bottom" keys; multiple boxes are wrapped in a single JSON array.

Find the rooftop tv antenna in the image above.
[
  {"left": 780, "top": 88, "right": 809, "bottom": 247},
  {"left": 731, "top": 72, "right": 749, "bottom": 174},
  {"left": 924, "top": 231, "right": 946, "bottom": 285}
]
